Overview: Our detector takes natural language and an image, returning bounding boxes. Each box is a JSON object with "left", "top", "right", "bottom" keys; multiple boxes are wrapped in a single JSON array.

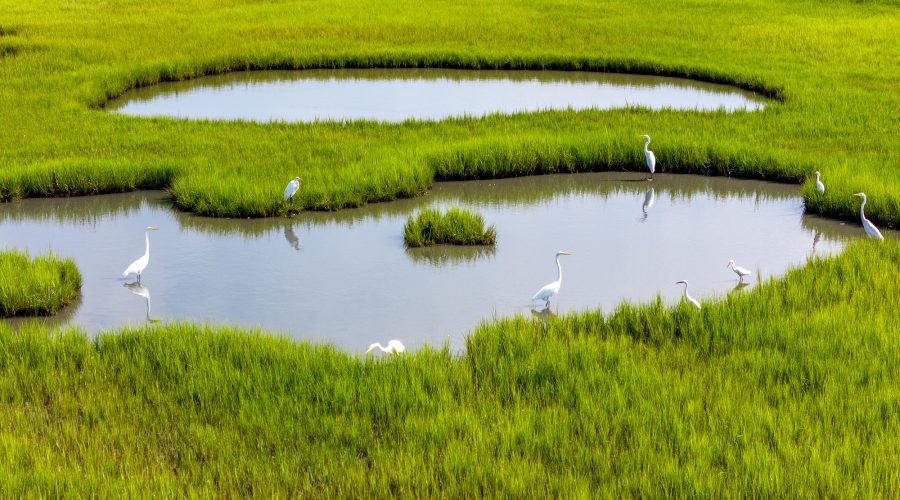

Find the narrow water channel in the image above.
[{"left": 0, "top": 173, "right": 865, "bottom": 352}]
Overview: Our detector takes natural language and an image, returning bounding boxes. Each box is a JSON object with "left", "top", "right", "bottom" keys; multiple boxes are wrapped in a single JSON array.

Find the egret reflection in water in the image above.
[
  {"left": 641, "top": 185, "right": 656, "bottom": 222},
  {"left": 284, "top": 224, "right": 302, "bottom": 251},
  {"left": 124, "top": 281, "right": 157, "bottom": 323}
]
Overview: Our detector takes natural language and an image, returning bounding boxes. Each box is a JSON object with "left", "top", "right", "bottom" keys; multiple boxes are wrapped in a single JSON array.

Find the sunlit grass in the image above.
[
  {"left": 0, "top": 240, "right": 897, "bottom": 495},
  {"left": 404, "top": 207, "right": 496, "bottom": 246},
  {"left": 0, "top": 249, "right": 81, "bottom": 316}
]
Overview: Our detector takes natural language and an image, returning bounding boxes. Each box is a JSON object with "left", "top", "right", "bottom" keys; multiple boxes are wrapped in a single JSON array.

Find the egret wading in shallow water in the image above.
[
  {"left": 642, "top": 135, "right": 656, "bottom": 181},
  {"left": 532, "top": 251, "right": 572, "bottom": 308},
  {"left": 853, "top": 192, "right": 884, "bottom": 240},
  {"left": 366, "top": 340, "right": 406, "bottom": 355},
  {"left": 815, "top": 171, "right": 825, "bottom": 194},
  {"left": 675, "top": 280, "right": 701, "bottom": 310},
  {"left": 283, "top": 177, "right": 301, "bottom": 202},
  {"left": 727, "top": 260, "right": 752, "bottom": 283},
  {"left": 122, "top": 226, "right": 159, "bottom": 283}
]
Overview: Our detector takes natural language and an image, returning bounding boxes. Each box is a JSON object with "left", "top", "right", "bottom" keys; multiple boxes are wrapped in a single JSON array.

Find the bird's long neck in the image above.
[
  {"left": 682, "top": 283, "right": 689, "bottom": 297},
  {"left": 643, "top": 138, "right": 651, "bottom": 152},
  {"left": 816, "top": 172, "right": 820, "bottom": 181},
  {"left": 859, "top": 196, "right": 867, "bottom": 220},
  {"left": 555, "top": 255, "right": 563, "bottom": 284},
  {"left": 144, "top": 232, "right": 151, "bottom": 259}
]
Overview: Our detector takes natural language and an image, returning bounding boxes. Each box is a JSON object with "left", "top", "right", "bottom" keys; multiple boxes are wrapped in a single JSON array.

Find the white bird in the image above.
[
  {"left": 853, "top": 192, "right": 884, "bottom": 240},
  {"left": 122, "top": 226, "right": 159, "bottom": 282},
  {"left": 727, "top": 260, "right": 752, "bottom": 283},
  {"left": 675, "top": 280, "right": 701, "bottom": 310},
  {"left": 283, "top": 176, "right": 301, "bottom": 202},
  {"left": 815, "top": 171, "right": 825, "bottom": 194},
  {"left": 642, "top": 134, "right": 656, "bottom": 181},
  {"left": 532, "top": 250, "right": 572, "bottom": 308},
  {"left": 366, "top": 340, "right": 406, "bottom": 354}
]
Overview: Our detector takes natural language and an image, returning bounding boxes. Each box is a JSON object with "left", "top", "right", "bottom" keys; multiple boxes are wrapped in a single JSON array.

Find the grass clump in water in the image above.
[
  {"left": 0, "top": 249, "right": 81, "bottom": 316},
  {"left": 404, "top": 207, "right": 496, "bottom": 247}
]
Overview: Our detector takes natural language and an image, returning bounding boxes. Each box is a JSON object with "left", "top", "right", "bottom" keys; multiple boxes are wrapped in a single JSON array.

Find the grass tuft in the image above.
[
  {"left": 403, "top": 207, "right": 496, "bottom": 247},
  {"left": 0, "top": 249, "right": 81, "bottom": 316}
]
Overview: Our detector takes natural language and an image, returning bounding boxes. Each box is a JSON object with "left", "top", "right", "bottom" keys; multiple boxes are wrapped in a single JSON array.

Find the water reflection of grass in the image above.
[{"left": 405, "top": 244, "right": 496, "bottom": 267}]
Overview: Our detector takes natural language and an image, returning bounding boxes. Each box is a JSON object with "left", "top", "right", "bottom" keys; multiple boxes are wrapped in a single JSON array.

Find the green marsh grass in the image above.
[
  {"left": 0, "top": 249, "right": 81, "bottom": 316},
  {"left": 404, "top": 207, "right": 496, "bottom": 246},
  {"left": 0, "top": 241, "right": 897, "bottom": 495},
  {"left": 0, "top": 0, "right": 897, "bottom": 225}
]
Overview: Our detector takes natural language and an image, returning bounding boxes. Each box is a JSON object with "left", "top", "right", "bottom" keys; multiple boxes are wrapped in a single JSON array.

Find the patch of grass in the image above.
[
  {"left": 404, "top": 207, "right": 496, "bottom": 247},
  {"left": 0, "top": 249, "right": 81, "bottom": 316},
  {"left": 0, "top": 240, "right": 897, "bottom": 495},
  {"left": 0, "top": 0, "right": 897, "bottom": 225}
]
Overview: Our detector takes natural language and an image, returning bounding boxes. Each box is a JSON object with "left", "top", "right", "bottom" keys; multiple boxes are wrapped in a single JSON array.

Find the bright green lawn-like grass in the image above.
[
  {"left": 404, "top": 207, "right": 496, "bottom": 247},
  {"left": 0, "top": 249, "right": 80, "bottom": 316},
  {"left": 0, "top": 241, "right": 897, "bottom": 496},
  {"left": 0, "top": 0, "right": 897, "bottom": 224}
]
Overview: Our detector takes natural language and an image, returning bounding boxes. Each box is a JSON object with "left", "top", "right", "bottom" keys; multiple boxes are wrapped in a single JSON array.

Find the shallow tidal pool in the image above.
[{"left": 0, "top": 173, "right": 867, "bottom": 352}]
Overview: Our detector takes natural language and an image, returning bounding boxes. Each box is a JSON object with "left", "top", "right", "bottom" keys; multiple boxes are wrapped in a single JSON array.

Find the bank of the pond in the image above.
[
  {"left": 0, "top": 249, "right": 81, "bottom": 317},
  {"left": 0, "top": 0, "right": 897, "bottom": 225},
  {"left": 0, "top": 239, "right": 897, "bottom": 495}
]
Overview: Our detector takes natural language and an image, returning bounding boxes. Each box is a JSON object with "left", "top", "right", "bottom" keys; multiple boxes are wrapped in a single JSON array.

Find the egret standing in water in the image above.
[
  {"left": 675, "top": 280, "right": 701, "bottom": 310},
  {"left": 853, "top": 192, "right": 884, "bottom": 240},
  {"left": 283, "top": 176, "right": 301, "bottom": 202},
  {"left": 122, "top": 226, "right": 159, "bottom": 283},
  {"left": 727, "top": 260, "right": 752, "bottom": 283},
  {"left": 642, "top": 134, "right": 656, "bottom": 181},
  {"left": 532, "top": 251, "right": 572, "bottom": 308},
  {"left": 815, "top": 171, "right": 825, "bottom": 194},
  {"left": 366, "top": 340, "right": 406, "bottom": 355}
]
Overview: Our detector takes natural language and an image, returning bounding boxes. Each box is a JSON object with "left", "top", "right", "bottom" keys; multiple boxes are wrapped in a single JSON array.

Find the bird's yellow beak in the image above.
[
  {"left": 148, "top": 227, "right": 160, "bottom": 230},
  {"left": 560, "top": 251, "right": 572, "bottom": 256}
]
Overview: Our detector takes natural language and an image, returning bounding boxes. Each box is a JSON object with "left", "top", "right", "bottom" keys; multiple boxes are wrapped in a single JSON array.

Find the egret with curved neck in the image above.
[
  {"left": 123, "top": 226, "right": 159, "bottom": 282},
  {"left": 814, "top": 171, "right": 825, "bottom": 194},
  {"left": 532, "top": 251, "right": 572, "bottom": 308},
  {"left": 366, "top": 339, "right": 405, "bottom": 355},
  {"left": 853, "top": 192, "right": 884, "bottom": 240},
  {"left": 675, "top": 280, "right": 701, "bottom": 310},
  {"left": 642, "top": 134, "right": 656, "bottom": 181},
  {"left": 726, "top": 260, "right": 752, "bottom": 283}
]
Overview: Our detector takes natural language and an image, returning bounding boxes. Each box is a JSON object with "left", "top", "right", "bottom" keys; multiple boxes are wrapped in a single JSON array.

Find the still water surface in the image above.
[
  {"left": 0, "top": 173, "right": 864, "bottom": 351},
  {"left": 105, "top": 69, "right": 767, "bottom": 123}
]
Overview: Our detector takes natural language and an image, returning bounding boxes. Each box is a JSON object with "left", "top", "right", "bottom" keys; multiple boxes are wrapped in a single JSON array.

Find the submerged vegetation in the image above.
[
  {"left": 0, "top": 249, "right": 81, "bottom": 316},
  {"left": 0, "top": 241, "right": 897, "bottom": 495},
  {"left": 404, "top": 207, "right": 496, "bottom": 247}
]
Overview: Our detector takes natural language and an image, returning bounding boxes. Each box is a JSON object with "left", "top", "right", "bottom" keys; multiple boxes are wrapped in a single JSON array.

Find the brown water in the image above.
[
  {"left": 105, "top": 69, "right": 767, "bottom": 123},
  {"left": 0, "top": 173, "right": 867, "bottom": 352}
]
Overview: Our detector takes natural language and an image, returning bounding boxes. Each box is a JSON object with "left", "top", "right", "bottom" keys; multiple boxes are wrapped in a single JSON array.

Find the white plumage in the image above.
[
  {"left": 676, "top": 280, "right": 701, "bottom": 310},
  {"left": 642, "top": 134, "right": 656, "bottom": 180},
  {"left": 366, "top": 340, "right": 406, "bottom": 354},
  {"left": 122, "top": 226, "right": 159, "bottom": 282},
  {"left": 815, "top": 171, "right": 825, "bottom": 194},
  {"left": 853, "top": 192, "right": 884, "bottom": 240},
  {"left": 532, "top": 251, "right": 572, "bottom": 308},
  {"left": 727, "top": 260, "right": 752, "bottom": 283},
  {"left": 283, "top": 177, "right": 301, "bottom": 202}
]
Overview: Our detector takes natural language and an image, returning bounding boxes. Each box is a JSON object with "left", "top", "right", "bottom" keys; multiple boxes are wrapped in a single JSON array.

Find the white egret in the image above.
[
  {"left": 853, "top": 192, "right": 884, "bottom": 240},
  {"left": 815, "top": 171, "right": 825, "bottom": 194},
  {"left": 726, "top": 260, "right": 752, "bottom": 283},
  {"left": 366, "top": 340, "right": 406, "bottom": 354},
  {"left": 642, "top": 134, "right": 656, "bottom": 181},
  {"left": 283, "top": 176, "right": 301, "bottom": 202},
  {"left": 531, "top": 251, "right": 572, "bottom": 308},
  {"left": 122, "top": 226, "right": 159, "bottom": 282},
  {"left": 675, "top": 280, "right": 701, "bottom": 310}
]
